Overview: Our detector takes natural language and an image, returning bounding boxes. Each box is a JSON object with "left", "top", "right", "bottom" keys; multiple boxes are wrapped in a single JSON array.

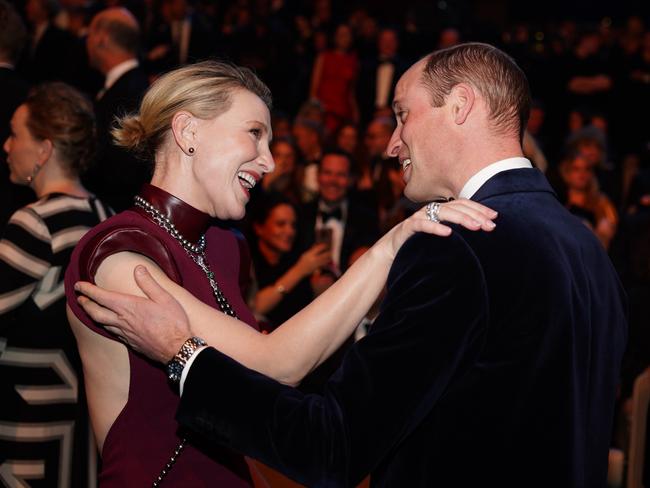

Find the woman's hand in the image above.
[
  {"left": 378, "top": 199, "right": 498, "bottom": 262},
  {"left": 295, "top": 243, "right": 332, "bottom": 277}
]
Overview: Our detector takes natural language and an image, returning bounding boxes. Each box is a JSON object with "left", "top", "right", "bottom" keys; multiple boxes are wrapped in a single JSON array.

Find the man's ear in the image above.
[
  {"left": 449, "top": 83, "right": 475, "bottom": 125},
  {"left": 170, "top": 111, "right": 197, "bottom": 156}
]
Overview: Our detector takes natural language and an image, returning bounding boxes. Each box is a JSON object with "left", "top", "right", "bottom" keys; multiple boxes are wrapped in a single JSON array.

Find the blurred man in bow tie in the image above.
[{"left": 297, "top": 150, "right": 380, "bottom": 278}]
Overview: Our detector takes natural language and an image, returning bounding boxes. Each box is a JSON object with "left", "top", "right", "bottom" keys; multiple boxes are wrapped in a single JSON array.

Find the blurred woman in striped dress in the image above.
[{"left": 0, "top": 82, "right": 111, "bottom": 487}]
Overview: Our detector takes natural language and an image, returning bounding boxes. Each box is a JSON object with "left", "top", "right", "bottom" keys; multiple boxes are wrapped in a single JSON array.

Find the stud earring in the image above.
[
  {"left": 188, "top": 147, "right": 195, "bottom": 154},
  {"left": 26, "top": 163, "right": 42, "bottom": 185}
]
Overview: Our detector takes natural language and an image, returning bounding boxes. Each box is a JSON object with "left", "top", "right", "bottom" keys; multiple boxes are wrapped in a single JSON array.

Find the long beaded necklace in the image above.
[
  {"left": 134, "top": 195, "right": 238, "bottom": 318},
  {"left": 134, "top": 195, "right": 238, "bottom": 486}
]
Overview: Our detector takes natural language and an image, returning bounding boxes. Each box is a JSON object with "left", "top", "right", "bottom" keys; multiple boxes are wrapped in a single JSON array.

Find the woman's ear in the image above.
[
  {"left": 170, "top": 111, "right": 197, "bottom": 156},
  {"left": 38, "top": 138, "right": 54, "bottom": 165},
  {"left": 449, "top": 83, "right": 475, "bottom": 125}
]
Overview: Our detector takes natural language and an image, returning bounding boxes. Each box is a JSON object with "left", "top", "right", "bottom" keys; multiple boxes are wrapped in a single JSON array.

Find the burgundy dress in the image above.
[{"left": 65, "top": 184, "right": 256, "bottom": 487}]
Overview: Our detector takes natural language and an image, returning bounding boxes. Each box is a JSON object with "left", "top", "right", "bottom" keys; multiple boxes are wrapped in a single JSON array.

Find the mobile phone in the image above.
[{"left": 315, "top": 227, "right": 333, "bottom": 248}]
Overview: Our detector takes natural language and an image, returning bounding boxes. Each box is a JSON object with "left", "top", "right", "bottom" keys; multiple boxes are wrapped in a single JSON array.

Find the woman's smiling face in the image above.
[
  {"left": 190, "top": 89, "right": 275, "bottom": 220},
  {"left": 4, "top": 104, "right": 46, "bottom": 186}
]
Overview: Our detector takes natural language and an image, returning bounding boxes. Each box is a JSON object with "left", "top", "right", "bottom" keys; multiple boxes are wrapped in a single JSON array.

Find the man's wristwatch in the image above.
[{"left": 166, "top": 336, "right": 207, "bottom": 386}]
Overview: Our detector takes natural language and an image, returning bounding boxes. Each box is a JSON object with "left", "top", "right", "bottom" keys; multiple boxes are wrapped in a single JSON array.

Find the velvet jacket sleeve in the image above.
[{"left": 177, "top": 231, "right": 489, "bottom": 486}]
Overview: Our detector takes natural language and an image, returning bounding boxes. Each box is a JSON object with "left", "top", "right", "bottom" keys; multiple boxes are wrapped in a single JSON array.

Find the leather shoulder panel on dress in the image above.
[{"left": 77, "top": 226, "right": 182, "bottom": 285}]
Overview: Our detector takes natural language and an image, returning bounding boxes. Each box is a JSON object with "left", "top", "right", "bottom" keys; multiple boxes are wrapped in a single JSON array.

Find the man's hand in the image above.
[{"left": 75, "top": 265, "right": 191, "bottom": 363}]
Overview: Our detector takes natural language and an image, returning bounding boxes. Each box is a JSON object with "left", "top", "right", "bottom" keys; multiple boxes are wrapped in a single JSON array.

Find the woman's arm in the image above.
[
  {"left": 0, "top": 209, "right": 50, "bottom": 322},
  {"left": 76, "top": 200, "right": 497, "bottom": 385},
  {"left": 253, "top": 243, "right": 331, "bottom": 316}
]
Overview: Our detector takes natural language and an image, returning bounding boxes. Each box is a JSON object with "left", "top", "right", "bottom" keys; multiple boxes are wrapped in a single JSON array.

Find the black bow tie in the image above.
[{"left": 319, "top": 207, "right": 343, "bottom": 222}]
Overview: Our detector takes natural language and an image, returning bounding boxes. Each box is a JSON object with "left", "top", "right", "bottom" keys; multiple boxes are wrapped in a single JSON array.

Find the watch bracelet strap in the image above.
[{"left": 166, "top": 336, "right": 206, "bottom": 386}]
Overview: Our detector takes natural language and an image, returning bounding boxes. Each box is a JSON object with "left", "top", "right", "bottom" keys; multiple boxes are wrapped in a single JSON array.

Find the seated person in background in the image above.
[
  {"left": 560, "top": 152, "right": 618, "bottom": 250},
  {"left": 292, "top": 117, "right": 324, "bottom": 202},
  {"left": 358, "top": 116, "right": 397, "bottom": 190},
  {"left": 566, "top": 124, "right": 620, "bottom": 204},
  {"left": 374, "top": 159, "right": 420, "bottom": 234},
  {"left": 249, "top": 193, "right": 330, "bottom": 330},
  {"left": 334, "top": 122, "right": 360, "bottom": 156},
  {"left": 297, "top": 150, "right": 380, "bottom": 278},
  {"left": 0, "top": 82, "right": 111, "bottom": 487},
  {"left": 258, "top": 138, "right": 303, "bottom": 204}
]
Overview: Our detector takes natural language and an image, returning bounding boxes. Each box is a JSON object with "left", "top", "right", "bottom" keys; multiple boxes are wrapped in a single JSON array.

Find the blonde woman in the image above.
[{"left": 64, "top": 61, "right": 496, "bottom": 486}]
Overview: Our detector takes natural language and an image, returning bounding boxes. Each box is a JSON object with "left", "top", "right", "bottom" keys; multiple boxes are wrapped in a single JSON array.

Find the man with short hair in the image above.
[
  {"left": 77, "top": 43, "right": 628, "bottom": 487},
  {"left": 84, "top": 7, "right": 149, "bottom": 212},
  {"left": 298, "top": 150, "right": 380, "bottom": 277}
]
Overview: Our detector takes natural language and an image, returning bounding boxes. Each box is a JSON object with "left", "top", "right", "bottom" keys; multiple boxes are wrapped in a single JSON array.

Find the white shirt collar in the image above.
[
  {"left": 104, "top": 59, "right": 139, "bottom": 90},
  {"left": 458, "top": 157, "right": 532, "bottom": 199}
]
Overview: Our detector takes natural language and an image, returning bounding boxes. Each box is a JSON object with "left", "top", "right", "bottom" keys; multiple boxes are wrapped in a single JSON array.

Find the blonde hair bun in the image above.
[{"left": 112, "top": 114, "right": 147, "bottom": 154}]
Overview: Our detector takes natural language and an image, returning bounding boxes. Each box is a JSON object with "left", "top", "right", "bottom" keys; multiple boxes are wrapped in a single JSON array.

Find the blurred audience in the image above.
[
  {"left": 560, "top": 152, "right": 618, "bottom": 250},
  {"left": 20, "top": 0, "right": 81, "bottom": 85},
  {"left": 145, "top": 0, "right": 216, "bottom": 76},
  {"left": 83, "top": 6, "right": 150, "bottom": 212},
  {"left": 249, "top": 193, "right": 331, "bottom": 330},
  {"left": 292, "top": 116, "right": 324, "bottom": 202},
  {"left": 310, "top": 23, "right": 359, "bottom": 136},
  {"left": 259, "top": 138, "right": 303, "bottom": 204},
  {"left": 359, "top": 115, "right": 396, "bottom": 188},
  {"left": 357, "top": 27, "right": 408, "bottom": 126},
  {"left": 296, "top": 150, "right": 379, "bottom": 278}
]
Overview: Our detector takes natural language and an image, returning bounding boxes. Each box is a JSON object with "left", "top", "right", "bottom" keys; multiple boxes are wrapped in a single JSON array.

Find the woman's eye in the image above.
[{"left": 250, "top": 128, "right": 262, "bottom": 139}]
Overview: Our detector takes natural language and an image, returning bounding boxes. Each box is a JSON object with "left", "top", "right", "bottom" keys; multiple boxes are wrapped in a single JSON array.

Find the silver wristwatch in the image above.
[{"left": 166, "top": 336, "right": 207, "bottom": 386}]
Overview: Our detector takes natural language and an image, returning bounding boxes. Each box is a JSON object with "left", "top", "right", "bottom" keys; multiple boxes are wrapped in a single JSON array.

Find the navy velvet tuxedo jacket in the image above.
[{"left": 178, "top": 168, "right": 627, "bottom": 487}]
